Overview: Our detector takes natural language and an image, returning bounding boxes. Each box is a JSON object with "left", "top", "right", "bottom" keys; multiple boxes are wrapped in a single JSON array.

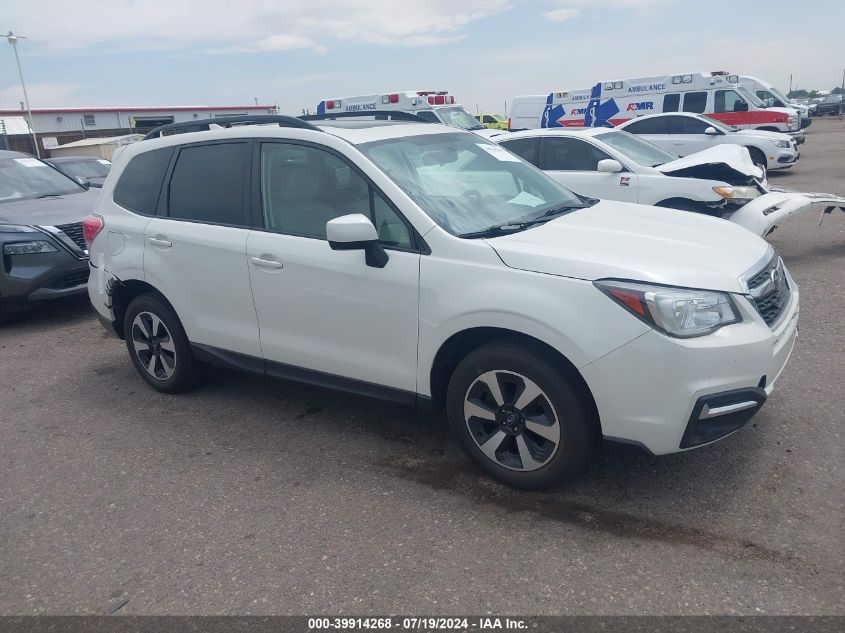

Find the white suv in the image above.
[{"left": 86, "top": 116, "right": 799, "bottom": 490}]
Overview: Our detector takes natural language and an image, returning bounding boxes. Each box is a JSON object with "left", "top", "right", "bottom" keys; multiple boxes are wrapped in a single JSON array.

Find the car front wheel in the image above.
[{"left": 446, "top": 339, "right": 596, "bottom": 490}]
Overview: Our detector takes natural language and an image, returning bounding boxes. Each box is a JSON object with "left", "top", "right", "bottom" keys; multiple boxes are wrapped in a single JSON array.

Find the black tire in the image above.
[
  {"left": 746, "top": 147, "right": 767, "bottom": 170},
  {"left": 446, "top": 338, "right": 596, "bottom": 490},
  {"left": 123, "top": 292, "right": 204, "bottom": 393}
]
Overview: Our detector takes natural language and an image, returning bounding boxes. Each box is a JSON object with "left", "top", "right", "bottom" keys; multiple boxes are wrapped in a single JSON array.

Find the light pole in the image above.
[{"left": 5, "top": 30, "right": 40, "bottom": 158}]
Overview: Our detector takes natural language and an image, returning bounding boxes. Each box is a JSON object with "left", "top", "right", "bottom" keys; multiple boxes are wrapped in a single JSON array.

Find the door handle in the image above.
[
  {"left": 148, "top": 237, "right": 172, "bottom": 248},
  {"left": 250, "top": 256, "right": 284, "bottom": 270}
]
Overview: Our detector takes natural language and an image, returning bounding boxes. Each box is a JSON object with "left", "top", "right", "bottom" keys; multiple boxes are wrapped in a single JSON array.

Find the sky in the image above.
[{"left": 1, "top": 0, "right": 844, "bottom": 116}]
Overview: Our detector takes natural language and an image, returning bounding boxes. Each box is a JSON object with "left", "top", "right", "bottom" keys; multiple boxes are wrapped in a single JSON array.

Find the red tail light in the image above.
[{"left": 82, "top": 214, "right": 104, "bottom": 247}]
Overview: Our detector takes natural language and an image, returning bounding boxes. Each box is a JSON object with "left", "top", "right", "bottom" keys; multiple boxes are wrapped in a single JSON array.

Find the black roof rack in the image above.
[
  {"left": 143, "top": 115, "right": 320, "bottom": 140},
  {"left": 300, "top": 111, "right": 431, "bottom": 123}
]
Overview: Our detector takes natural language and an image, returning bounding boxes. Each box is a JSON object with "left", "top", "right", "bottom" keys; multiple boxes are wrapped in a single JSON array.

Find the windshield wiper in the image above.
[
  {"left": 35, "top": 193, "right": 65, "bottom": 198},
  {"left": 459, "top": 205, "right": 583, "bottom": 239}
]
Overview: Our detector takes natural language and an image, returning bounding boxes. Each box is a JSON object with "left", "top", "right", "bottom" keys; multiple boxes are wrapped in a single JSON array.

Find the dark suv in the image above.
[
  {"left": 814, "top": 94, "right": 844, "bottom": 116},
  {"left": 0, "top": 150, "right": 100, "bottom": 320}
]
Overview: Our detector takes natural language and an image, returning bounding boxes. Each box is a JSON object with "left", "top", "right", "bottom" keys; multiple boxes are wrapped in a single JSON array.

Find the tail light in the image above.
[{"left": 82, "top": 214, "right": 104, "bottom": 247}]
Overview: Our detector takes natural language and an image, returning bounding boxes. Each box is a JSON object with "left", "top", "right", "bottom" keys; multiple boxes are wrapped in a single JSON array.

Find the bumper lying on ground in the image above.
[{"left": 581, "top": 279, "right": 799, "bottom": 456}]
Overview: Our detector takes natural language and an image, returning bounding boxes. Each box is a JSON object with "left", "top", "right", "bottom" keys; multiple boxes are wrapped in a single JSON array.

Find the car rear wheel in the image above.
[
  {"left": 446, "top": 339, "right": 595, "bottom": 490},
  {"left": 124, "top": 293, "right": 204, "bottom": 393}
]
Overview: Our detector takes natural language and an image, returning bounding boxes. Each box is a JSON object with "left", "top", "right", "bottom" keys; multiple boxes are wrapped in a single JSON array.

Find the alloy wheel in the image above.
[
  {"left": 463, "top": 370, "right": 560, "bottom": 471},
  {"left": 131, "top": 311, "right": 177, "bottom": 380}
]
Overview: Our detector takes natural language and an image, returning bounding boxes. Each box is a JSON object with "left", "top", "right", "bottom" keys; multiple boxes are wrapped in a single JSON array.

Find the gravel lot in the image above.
[{"left": 1, "top": 118, "right": 843, "bottom": 616}]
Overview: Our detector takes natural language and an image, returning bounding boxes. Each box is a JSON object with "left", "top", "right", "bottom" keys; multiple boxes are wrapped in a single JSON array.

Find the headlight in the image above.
[
  {"left": 0, "top": 224, "right": 37, "bottom": 233},
  {"left": 595, "top": 280, "right": 742, "bottom": 338},
  {"left": 3, "top": 240, "right": 59, "bottom": 255},
  {"left": 770, "top": 139, "right": 791, "bottom": 148},
  {"left": 713, "top": 185, "right": 760, "bottom": 201}
]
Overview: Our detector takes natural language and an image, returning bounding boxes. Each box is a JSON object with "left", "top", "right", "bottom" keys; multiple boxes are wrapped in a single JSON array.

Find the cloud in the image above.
[
  {"left": 0, "top": 82, "right": 83, "bottom": 109},
  {"left": 543, "top": 0, "right": 676, "bottom": 21},
  {"left": 545, "top": 8, "right": 581, "bottom": 21},
  {"left": 6, "top": 1, "right": 510, "bottom": 53}
]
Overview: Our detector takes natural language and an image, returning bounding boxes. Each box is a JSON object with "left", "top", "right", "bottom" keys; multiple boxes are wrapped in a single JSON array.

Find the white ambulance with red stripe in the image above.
[
  {"left": 316, "top": 91, "right": 500, "bottom": 138},
  {"left": 539, "top": 71, "right": 804, "bottom": 143}
]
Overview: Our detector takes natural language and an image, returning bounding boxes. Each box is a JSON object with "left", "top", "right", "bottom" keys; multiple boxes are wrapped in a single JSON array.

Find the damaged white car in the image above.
[{"left": 496, "top": 128, "right": 845, "bottom": 237}]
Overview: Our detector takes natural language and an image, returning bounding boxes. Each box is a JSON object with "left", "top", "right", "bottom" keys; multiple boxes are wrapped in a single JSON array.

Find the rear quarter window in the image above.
[{"left": 113, "top": 147, "right": 174, "bottom": 215}]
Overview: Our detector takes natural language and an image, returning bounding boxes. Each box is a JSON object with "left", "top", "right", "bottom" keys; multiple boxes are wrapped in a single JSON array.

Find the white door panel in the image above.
[
  {"left": 546, "top": 171, "right": 639, "bottom": 203},
  {"left": 670, "top": 134, "right": 718, "bottom": 156},
  {"left": 143, "top": 219, "right": 261, "bottom": 357},
  {"left": 247, "top": 231, "right": 420, "bottom": 392},
  {"left": 640, "top": 134, "right": 673, "bottom": 151}
]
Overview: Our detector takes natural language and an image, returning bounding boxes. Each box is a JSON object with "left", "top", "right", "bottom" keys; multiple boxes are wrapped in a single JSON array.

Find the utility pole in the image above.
[
  {"left": 6, "top": 31, "right": 40, "bottom": 157},
  {"left": 788, "top": 73, "right": 793, "bottom": 97}
]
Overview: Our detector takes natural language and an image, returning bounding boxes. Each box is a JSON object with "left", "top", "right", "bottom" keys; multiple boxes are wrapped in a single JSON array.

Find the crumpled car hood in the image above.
[{"left": 656, "top": 145, "right": 764, "bottom": 182}]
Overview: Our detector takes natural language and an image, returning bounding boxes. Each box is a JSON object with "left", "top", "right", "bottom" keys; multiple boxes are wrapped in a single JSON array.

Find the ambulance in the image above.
[
  {"left": 739, "top": 75, "right": 812, "bottom": 128},
  {"left": 538, "top": 71, "right": 804, "bottom": 143},
  {"left": 316, "top": 91, "right": 501, "bottom": 138}
]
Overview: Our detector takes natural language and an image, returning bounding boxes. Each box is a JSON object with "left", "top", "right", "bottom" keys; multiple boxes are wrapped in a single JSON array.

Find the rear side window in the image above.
[
  {"left": 113, "top": 147, "right": 173, "bottom": 215},
  {"left": 498, "top": 138, "right": 540, "bottom": 166},
  {"left": 682, "top": 92, "right": 707, "bottom": 113},
  {"left": 167, "top": 143, "right": 248, "bottom": 225},
  {"left": 663, "top": 93, "right": 680, "bottom": 112}
]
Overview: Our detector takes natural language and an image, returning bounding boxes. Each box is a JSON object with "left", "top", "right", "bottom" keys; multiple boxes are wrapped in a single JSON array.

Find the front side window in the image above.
[
  {"left": 715, "top": 90, "right": 747, "bottom": 113},
  {"left": 260, "top": 143, "right": 412, "bottom": 248},
  {"left": 541, "top": 137, "right": 612, "bottom": 171},
  {"left": 594, "top": 131, "right": 677, "bottom": 168},
  {"left": 682, "top": 92, "right": 707, "bottom": 113},
  {"left": 672, "top": 116, "right": 711, "bottom": 134},
  {"left": 168, "top": 143, "right": 248, "bottom": 225},
  {"left": 498, "top": 137, "right": 540, "bottom": 166},
  {"left": 756, "top": 90, "right": 782, "bottom": 107},
  {"left": 358, "top": 132, "right": 585, "bottom": 237},
  {"left": 623, "top": 117, "right": 669, "bottom": 135},
  {"left": 114, "top": 148, "right": 173, "bottom": 214},
  {"left": 0, "top": 156, "right": 84, "bottom": 202}
]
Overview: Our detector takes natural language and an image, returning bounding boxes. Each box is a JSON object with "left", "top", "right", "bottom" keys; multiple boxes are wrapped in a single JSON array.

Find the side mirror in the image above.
[
  {"left": 75, "top": 177, "right": 90, "bottom": 189},
  {"left": 597, "top": 159, "right": 623, "bottom": 173},
  {"left": 326, "top": 214, "right": 388, "bottom": 268},
  {"left": 704, "top": 126, "right": 719, "bottom": 136}
]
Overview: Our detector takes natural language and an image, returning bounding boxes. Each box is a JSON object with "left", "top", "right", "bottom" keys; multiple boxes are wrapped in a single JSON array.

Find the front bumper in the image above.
[
  {"left": 0, "top": 241, "right": 89, "bottom": 312},
  {"left": 581, "top": 279, "right": 799, "bottom": 455},
  {"left": 768, "top": 148, "right": 799, "bottom": 170},
  {"left": 787, "top": 130, "right": 805, "bottom": 145}
]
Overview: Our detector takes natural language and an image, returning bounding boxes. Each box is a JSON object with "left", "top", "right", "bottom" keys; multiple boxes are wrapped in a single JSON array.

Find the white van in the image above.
[
  {"left": 509, "top": 95, "right": 549, "bottom": 131},
  {"left": 316, "top": 91, "right": 499, "bottom": 138},
  {"left": 534, "top": 71, "right": 804, "bottom": 143},
  {"left": 740, "top": 75, "right": 811, "bottom": 128}
]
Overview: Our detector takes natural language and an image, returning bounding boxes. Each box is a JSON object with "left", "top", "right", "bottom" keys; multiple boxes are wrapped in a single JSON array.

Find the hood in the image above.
[
  {"left": 0, "top": 188, "right": 100, "bottom": 227},
  {"left": 730, "top": 128, "right": 791, "bottom": 142},
  {"left": 485, "top": 200, "right": 769, "bottom": 293},
  {"left": 656, "top": 145, "right": 764, "bottom": 182}
]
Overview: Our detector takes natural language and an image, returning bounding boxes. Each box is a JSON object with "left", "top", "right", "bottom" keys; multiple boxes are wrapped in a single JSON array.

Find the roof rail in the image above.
[
  {"left": 142, "top": 115, "right": 320, "bottom": 140},
  {"left": 300, "top": 111, "right": 432, "bottom": 123}
]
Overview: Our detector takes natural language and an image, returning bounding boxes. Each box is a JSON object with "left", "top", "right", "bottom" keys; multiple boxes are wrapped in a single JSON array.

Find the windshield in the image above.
[
  {"left": 768, "top": 86, "right": 791, "bottom": 104},
  {"left": 54, "top": 159, "right": 111, "bottom": 180},
  {"left": 358, "top": 132, "right": 586, "bottom": 236},
  {"left": 593, "top": 131, "right": 677, "bottom": 168},
  {"left": 736, "top": 85, "right": 765, "bottom": 107},
  {"left": 700, "top": 115, "right": 736, "bottom": 133},
  {"left": 0, "top": 157, "right": 85, "bottom": 202},
  {"left": 434, "top": 107, "right": 486, "bottom": 131}
]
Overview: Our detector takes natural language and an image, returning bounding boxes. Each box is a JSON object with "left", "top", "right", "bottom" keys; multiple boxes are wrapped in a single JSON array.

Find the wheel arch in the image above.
[
  {"left": 428, "top": 327, "right": 600, "bottom": 432},
  {"left": 109, "top": 278, "right": 178, "bottom": 339}
]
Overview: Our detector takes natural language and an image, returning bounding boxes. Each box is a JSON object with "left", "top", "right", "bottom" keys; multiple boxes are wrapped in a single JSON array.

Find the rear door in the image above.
[
  {"left": 143, "top": 140, "right": 261, "bottom": 357},
  {"left": 539, "top": 136, "right": 638, "bottom": 202}
]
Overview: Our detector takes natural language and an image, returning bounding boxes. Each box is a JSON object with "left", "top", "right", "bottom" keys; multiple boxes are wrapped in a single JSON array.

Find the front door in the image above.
[
  {"left": 540, "top": 136, "right": 638, "bottom": 203},
  {"left": 246, "top": 141, "right": 421, "bottom": 395}
]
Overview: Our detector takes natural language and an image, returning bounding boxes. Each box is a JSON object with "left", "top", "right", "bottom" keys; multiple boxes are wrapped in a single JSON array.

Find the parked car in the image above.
[
  {"left": 476, "top": 113, "right": 508, "bottom": 130},
  {"left": 0, "top": 151, "right": 99, "bottom": 321},
  {"left": 45, "top": 156, "right": 111, "bottom": 188},
  {"left": 615, "top": 112, "right": 799, "bottom": 171},
  {"left": 495, "top": 128, "right": 844, "bottom": 238},
  {"left": 88, "top": 116, "right": 799, "bottom": 490},
  {"left": 814, "top": 94, "right": 844, "bottom": 116}
]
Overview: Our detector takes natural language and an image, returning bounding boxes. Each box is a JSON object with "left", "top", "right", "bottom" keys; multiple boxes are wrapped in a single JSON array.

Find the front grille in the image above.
[
  {"left": 55, "top": 222, "right": 86, "bottom": 251},
  {"left": 49, "top": 269, "right": 90, "bottom": 290},
  {"left": 746, "top": 255, "right": 791, "bottom": 328}
]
